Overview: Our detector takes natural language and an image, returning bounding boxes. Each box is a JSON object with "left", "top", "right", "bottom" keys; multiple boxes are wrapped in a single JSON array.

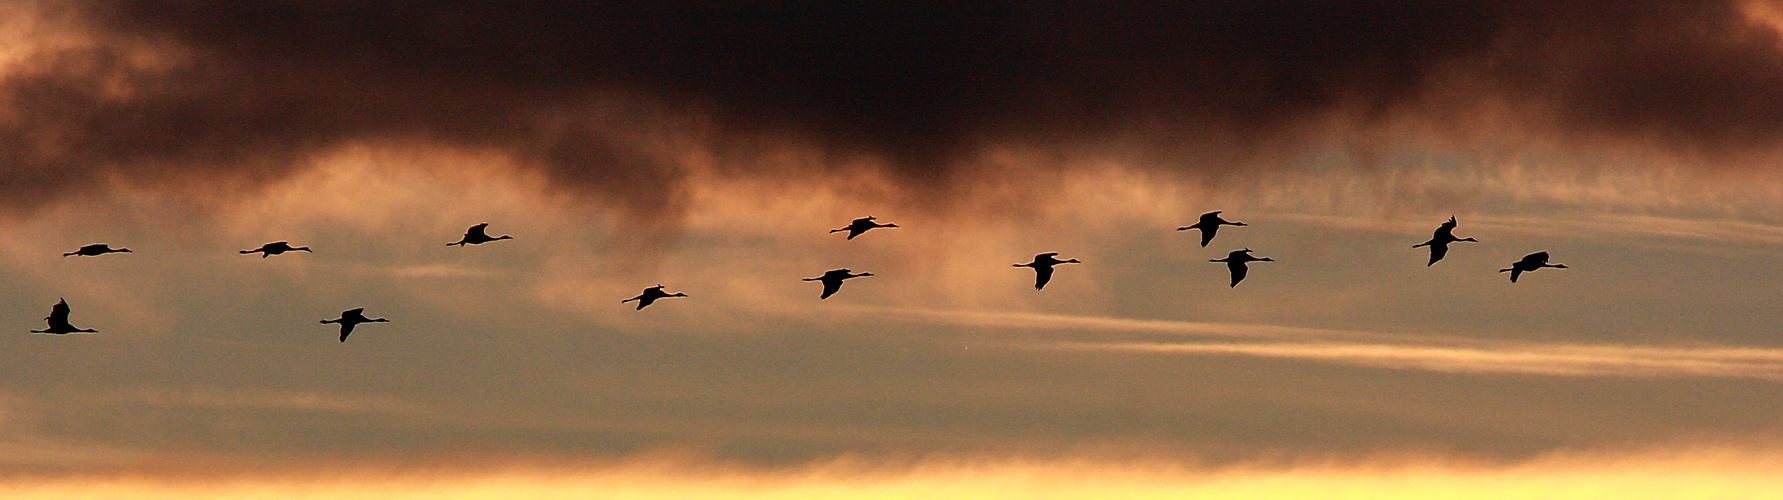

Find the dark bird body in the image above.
[
  {"left": 63, "top": 244, "right": 129, "bottom": 257},
  {"left": 448, "top": 223, "right": 513, "bottom": 246},
  {"left": 831, "top": 216, "right": 898, "bottom": 240},
  {"left": 319, "top": 308, "right": 389, "bottom": 342},
  {"left": 623, "top": 285, "right": 687, "bottom": 310},
  {"left": 1500, "top": 251, "right": 1566, "bottom": 283},
  {"left": 1412, "top": 216, "right": 1478, "bottom": 266},
  {"left": 31, "top": 299, "right": 96, "bottom": 335},
  {"left": 1177, "top": 211, "right": 1247, "bottom": 247},
  {"left": 1209, "top": 248, "right": 1273, "bottom": 287},
  {"left": 1013, "top": 252, "right": 1081, "bottom": 290},
  {"left": 241, "top": 241, "right": 312, "bottom": 258},
  {"left": 803, "top": 268, "right": 873, "bottom": 299}
]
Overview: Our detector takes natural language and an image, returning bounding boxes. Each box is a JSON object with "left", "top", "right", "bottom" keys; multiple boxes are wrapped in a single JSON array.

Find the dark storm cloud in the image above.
[
  {"left": 1484, "top": 1, "right": 1783, "bottom": 151},
  {"left": 5, "top": 1, "right": 1782, "bottom": 214}
]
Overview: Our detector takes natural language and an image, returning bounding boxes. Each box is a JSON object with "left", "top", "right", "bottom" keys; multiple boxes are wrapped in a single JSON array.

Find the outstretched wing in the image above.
[
  {"left": 339, "top": 322, "right": 357, "bottom": 342},
  {"left": 1034, "top": 266, "right": 1055, "bottom": 290},
  {"left": 468, "top": 223, "right": 491, "bottom": 239},
  {"left": 1426, "top": 242, "right": 1449, "bottom": 266},
  {"left": 1509, "top": 268, "right": 1523, "bottom": 283},
  {"left": 820, "top": 279, "right": 843, "bottom": 299},
  {"left": 1227, "top": 261, "right": 1248, "bottom": 287},
  {"left": 1199, "top": 226, "right": 1218, "bottom": 247}
]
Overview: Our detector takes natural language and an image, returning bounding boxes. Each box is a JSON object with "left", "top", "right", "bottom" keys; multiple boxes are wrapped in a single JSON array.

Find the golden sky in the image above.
[{"left": 7, "top": 1, "right": 1783, "bottom": 497}]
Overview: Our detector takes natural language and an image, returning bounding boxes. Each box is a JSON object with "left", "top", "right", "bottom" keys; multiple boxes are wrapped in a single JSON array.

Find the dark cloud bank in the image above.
[{"left": 4, "top": 1, "right": 1782, "bottom": 215}]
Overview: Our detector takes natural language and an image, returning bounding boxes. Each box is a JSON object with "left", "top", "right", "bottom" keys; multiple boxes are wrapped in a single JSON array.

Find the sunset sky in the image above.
[{"left": 9, "top": 1, "right": 1783, "bottom": 498}]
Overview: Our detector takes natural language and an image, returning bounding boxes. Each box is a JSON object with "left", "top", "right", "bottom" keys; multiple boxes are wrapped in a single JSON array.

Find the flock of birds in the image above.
[{"left": 29, "top": 213, "right": 1568, "bottom": 341}]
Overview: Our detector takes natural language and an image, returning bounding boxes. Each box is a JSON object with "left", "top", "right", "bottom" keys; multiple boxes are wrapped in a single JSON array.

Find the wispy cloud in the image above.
[
  {"left": 835, "top": 305, "right": 1433, "bottom": 343},
  {"left": 840, "top": 306, "right": 1783, "bottom": 381},
  {"left": 1270, "top": 211, "right": 1783, "bottom": 247},
  {"left": 347, "top": 262, "right": 507, "bottom": 279},
  {"left": 1061, "top": 341, "right": 1783, "bottom": 381},
  {"left": 118, "top": 388, "right": 424, "bottom": 415},
  {"left": 1471, "top": 213, "right": 1783, "bottom": 247}
]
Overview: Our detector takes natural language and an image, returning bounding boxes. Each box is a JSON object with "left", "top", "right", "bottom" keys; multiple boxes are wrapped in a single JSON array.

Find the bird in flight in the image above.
[
  {"left": 1210, "top": 248, "right": 1274, "bottom": 287},
  {"left": 623, "top": 285, "right": 688, "bottom": 310},
  {"left": 1500, "top": 251, "right": 1567, "bottom": 283},
  {"left": 1013, "top": 252, "right": 1081, "bottom": 290},
  {"left": 830, "top": 216, "right": 898, "bottom": 240},
  {"left": 448, "top": 223, "right": 513, "bottom": 246},
  {"left": 804, "top": 269, "right": 873, "bottom": 299},
  {"left": 30, "top": 299, "right": 96, "bottom": 335},
  {"left": 319, "top": 308, "right": 389, "bottom": 342},
  {"left": 241, "top": 241, "right": 313, "bottom": 258},
  {"left": 63, "top": 244, "right": 130, "bottom": 257},
  {"left": 1412, "top": 216, "right": 1478, "bottom": 266},
  {"left": 1177, "top": 211, "right": 1247, "bottom": 247}
]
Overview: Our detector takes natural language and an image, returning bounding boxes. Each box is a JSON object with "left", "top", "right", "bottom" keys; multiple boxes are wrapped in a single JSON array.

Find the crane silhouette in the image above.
[
  {"left": 623, "top": 285, "right": 688, "bottom": 310},
  {"left": 30, "top": 299, "right": 96, "bottom": 335},
  {"left": 1210, "top": 248, "right": 1274, "bottom": 287},
  {"left": 1500, "top": 251, "right": 1567, "bottom": 283},
  {"left": 63, "top": 244, "right": 130, "bottom": 257},
  {"left": 1412, "top": 216, "right": 1478, "bottom": 266},
  {"left": 1013, "top": 253, "right": 1081, "bottom": 290},
  {"left": 319, "top": 308, "right": 389, "bottom": 342},
  {"left": 803, "top": 269, "right": 873, "bottom": 299},
  {"left": 1177, "top": 211, "right": 1247, "bottom": 247},
  {"left": 830, "top": 216, "right": 898, "bottom": 240},
  {"left": 241, "top": 241, "right": 312, "bottom": 258},
  {"left": 448, "top": 223, "right": 513, "bottom": 246}
]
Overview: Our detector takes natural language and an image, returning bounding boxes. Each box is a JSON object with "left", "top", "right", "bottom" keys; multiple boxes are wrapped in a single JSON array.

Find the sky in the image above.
[{"left": 8, "top": 1, "right": 1783, "bottom": 498}]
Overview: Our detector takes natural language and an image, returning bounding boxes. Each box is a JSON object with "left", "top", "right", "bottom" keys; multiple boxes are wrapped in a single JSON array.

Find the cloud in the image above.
[
  {"left": 1274, "top": 212, "right": 1783, "bottom": 248},
  {"left": 1066, "top": 340, "right": 1783, "bottom": 381},
  {"left": 119, "top": 388, "right": 424, "bottom": 414},
  {"left": 9, "top": 1, "right": 1783, "bottom": 221},
  {"left": 838, "top": 306, "right": 1783, "bottom": 381},
  {"left": 833, "top": 305, "right": 1415, "bottom": 343}
]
